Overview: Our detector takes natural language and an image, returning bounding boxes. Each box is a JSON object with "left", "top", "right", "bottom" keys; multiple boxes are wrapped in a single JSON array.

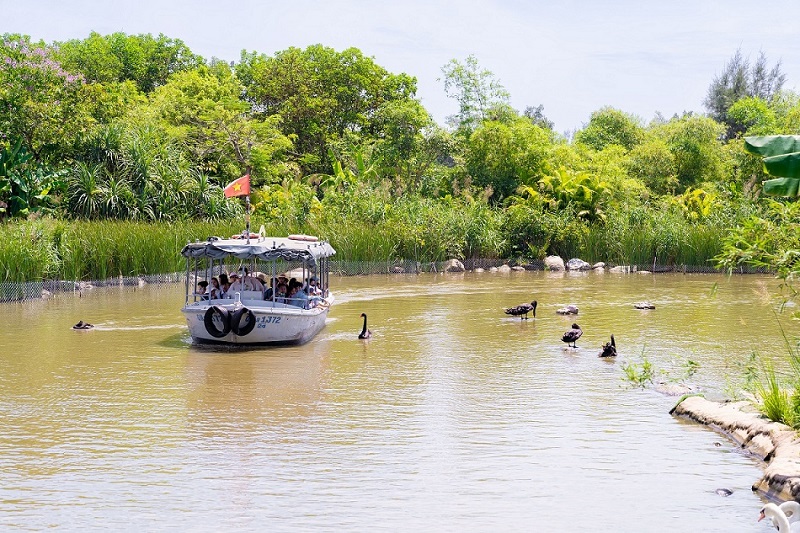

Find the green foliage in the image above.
[
  {"left": 148, "top": 64, "right": 294, "bottom": 183},
  {"left": 622, "top": 356, "right": 655, "bottom": 388},
  {"left": 668, "top": 187, "right": 718, "bottom": 222},
  {"left": 56, "top": 31, "right": 204, "bottom": 93},
  {"left": 237, "top": 44, "right": 418, "bottom": 175},
  {"left": 0, "top": 138, "right": 65, "bottom": 217},
  {"left": 704, "top": 49, "right": 786, "bottom": 139},
  {"left": 537, "top": 166, "right": 611, "bottom": 222},
  {"left": 0, "top": 34, "right": 93, "bottom": 163},
  {"left": 440, "top": 55, "right": 510, "bottom": 135},
  {"left": 575, "top": 106, "right": 644, "bottom": 151},
  {"left": 652, "top": 115, "right": 728, "bottom": 190},
  {"left": 465, "top": 118, "right": 552, "bottom": 202},
  {"left": 743, "top": 135, "right": 800, "bottom": 198},
  {"left": 715, "top": 199, "right": 800, "bottom": 286},
  {"left": 727, "top": 97, "right": 776, "bottom": 136},
  {"left": 627, "top": 138, "right": 678, "bottom": 194},
  {"left": 755, "top": 361, "right": 796, "bottom": 426}
]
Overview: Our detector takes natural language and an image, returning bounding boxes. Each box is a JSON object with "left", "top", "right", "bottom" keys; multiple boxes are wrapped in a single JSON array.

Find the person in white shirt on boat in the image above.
[
  {"left": 306, "top": 276, "right": 322, "bottom": 296},
  {"left": 228, "top": 272, "right": 244, "bottom": 293},
  {"left": 236, "top": 268, "right": 264, "bottom": 291}
]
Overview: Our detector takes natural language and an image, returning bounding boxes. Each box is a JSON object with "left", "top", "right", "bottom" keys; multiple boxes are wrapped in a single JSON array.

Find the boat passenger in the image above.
[
  {"left": 289, "top": 285, "right": 309, "bottom": 309},
  {"left": 209, "top": 277, "right": 220, "bottom": 299},
  {"left": 237, "top": 267, "right": 264, "bottom": 291},
  {"left": 219, "top": 273, "right": 230, "bottom": 298},
  {"left": 274, "top": 282, "right": 288, "bottom": 304},
  {"left": 307, "top": 276, "right": 322, "bottom": 296},
  {"left": 196, "top": 280, "right": 209, "bottom": 300},
  {"left": 228, "top": 272, "right": 244, "bottom": 292},
  {"left": 263, "top": 277, "right": 276, "bottom": 300}
]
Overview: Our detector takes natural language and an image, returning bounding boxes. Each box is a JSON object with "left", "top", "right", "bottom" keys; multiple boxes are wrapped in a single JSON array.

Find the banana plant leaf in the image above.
[
  {"left": 744, "top": 135, "right": 800, "bottom": 158},
  {"left": 762, "top": 151, "right": 800, "bottom": 178},
  {"left": 745, "top": 135, "right": 800, "bottom": 197},
  {"left": 763, "top": 177, "right": 800, "bottom": 197}
]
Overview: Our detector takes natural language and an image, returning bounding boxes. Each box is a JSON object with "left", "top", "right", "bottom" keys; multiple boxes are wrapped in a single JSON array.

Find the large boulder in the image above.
[
  {"left": 497, "top": 264, "right": 512, "bottom": 273},
  {"left": 544, "top": 255, "right": 565, "bottom": 271},
  {"left": 566, "top": 258, "right": 591, "bottom": 271},
  {"left": 443, "top": 259, "right": 465, "bottom": 272}
]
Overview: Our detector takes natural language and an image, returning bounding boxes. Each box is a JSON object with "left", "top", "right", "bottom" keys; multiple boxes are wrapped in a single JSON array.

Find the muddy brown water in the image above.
[{"left": 0, "top": 271, "right": 796, "bottom": 531}]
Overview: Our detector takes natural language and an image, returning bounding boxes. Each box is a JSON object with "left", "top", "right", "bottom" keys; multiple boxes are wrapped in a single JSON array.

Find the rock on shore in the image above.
[{"left": 671, "top": 395, "right": 800, "bottom": 502}]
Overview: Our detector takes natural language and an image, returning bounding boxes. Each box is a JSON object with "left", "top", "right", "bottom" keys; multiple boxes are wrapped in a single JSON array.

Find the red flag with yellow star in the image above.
[{"left": 223, "top": 174, "right": 250, "bottom": 198}]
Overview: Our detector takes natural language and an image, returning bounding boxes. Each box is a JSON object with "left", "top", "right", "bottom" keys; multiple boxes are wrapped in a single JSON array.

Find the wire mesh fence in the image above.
[{"left": 0, "top": 259, "right": 771, "bottom": 303}]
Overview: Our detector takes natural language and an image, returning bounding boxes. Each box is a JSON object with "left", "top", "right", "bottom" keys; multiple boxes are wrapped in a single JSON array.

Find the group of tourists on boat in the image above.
[{"left": 195, "top": 267, "right": 323, "bottom": 309}]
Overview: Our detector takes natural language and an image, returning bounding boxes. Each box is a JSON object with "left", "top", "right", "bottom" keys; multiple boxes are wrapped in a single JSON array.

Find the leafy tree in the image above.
[
  {"left": 727, "top": 97, "right": 777, "bottom": 136},
  {"left": 237, "top": 45, "right": 418, "bottom": 175},
  {"left": 627, "top": 138, "right": 678, "bottom": 194},
  {"left": 57, "top": 32, "right": 204, "bottom": 92},
  {"left": 0, "top": 34, "right": 93, "bottom": 163},
  {"left": 465, "top": 118, "right": 552, "bottom": 202},
  {"left": 440, "top": 55, "right": 510, "bottom": 135},
  {"left": 704, "top": 49, "right": 786, "bottom": 139},
  {"left": 651, "top": 115, "right": 727, "bottom": 190},
  {"left": 370, "top": 98, "right": 434, "bottom": 188},
  {"left": 575, "top": 107, "right": 644, "bottom": 151},
  {"left": 147, "top": 64, "right": 294, "bottom": 184},
  {"left": 524, "top": 105, "right": 555, "bottom": 130}
]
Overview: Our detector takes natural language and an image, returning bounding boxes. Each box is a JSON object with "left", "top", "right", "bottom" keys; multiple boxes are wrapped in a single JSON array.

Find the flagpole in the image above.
[{"left": 245, "top": 166, "right": 252, "bottom": 244}]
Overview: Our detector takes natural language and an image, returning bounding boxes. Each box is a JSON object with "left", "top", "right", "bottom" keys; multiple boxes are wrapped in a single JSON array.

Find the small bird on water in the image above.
[
  {"left": 72, "top": 320, "right": 94, "bottom": 330},
  {"left": 504, "top": 300, "right": 537, "bottom": 320},
  {"left": 562, "top": 323, "right": 582, "bottom": 348},
  {"left": 598, "top": 335, "right": 617, "bottom": 357}
]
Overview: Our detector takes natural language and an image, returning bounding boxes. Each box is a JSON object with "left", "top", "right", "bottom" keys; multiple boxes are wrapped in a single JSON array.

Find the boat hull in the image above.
[{"left": 181, "top": 296, "right": 333, "bottom": 345}]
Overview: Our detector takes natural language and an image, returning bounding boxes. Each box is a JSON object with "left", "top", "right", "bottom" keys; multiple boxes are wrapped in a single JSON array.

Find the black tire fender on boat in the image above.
[
  {"left": 204, "top": 305, "right": 231, "bottom": 338},
  {"left": 231, "top": 306, "right": 256, "bottom": 336}
]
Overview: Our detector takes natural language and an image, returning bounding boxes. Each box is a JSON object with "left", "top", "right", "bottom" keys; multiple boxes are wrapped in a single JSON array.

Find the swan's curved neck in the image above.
[
  {"left": 762, "top": 503, "right": 792, "bottom": 531},
  {"left": 360, "top": 315, "right": 368, "bottom": 335}
]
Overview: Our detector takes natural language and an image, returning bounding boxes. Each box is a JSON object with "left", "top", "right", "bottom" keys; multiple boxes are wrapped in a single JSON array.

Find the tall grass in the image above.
[
  {"left": 0, "top": 192, "right": 740, "bottom": 282},
  {"left": 0, "top": 218, "right": 245, "bottom": 281}
]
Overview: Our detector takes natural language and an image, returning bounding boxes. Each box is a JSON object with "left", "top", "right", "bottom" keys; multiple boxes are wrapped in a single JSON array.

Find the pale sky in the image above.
[{"left": 5, "top": 0, "right": 800, "bottom": 135}]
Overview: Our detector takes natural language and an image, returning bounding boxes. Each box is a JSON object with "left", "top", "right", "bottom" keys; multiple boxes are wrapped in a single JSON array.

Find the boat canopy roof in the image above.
[{"left": 181, "top": 236, "right": 335, "bottom": 265}]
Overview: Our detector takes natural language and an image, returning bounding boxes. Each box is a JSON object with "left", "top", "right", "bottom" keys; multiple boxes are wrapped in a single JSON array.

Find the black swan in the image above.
[
  {"left": 504, "top": 300, "right": 537, "bottom": 319},
  {"left": 358, "top": 313, "right": 372, "bottom": 339},
  {"left": 562, "top": 323, "right": 582, "bottom": 348},
  {"left": 598, "top": 334, "right": 616, "bottom": 357},
  {"left": 72, "top": 320, "right": 94, "bottom": 330}
]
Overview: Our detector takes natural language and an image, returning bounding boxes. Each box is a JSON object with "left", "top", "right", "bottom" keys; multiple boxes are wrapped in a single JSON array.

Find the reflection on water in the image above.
[{"left": 0, "top": 272, "right": 795, "bottom": 531}]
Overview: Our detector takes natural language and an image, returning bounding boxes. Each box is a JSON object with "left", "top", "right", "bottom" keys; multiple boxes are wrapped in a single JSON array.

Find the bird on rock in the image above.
[
  {"left": 504, "top": 300, "right": 537, "bottom": 320},
  {"left": 562, "top": 323, "right": 582, "bottom": 348}
]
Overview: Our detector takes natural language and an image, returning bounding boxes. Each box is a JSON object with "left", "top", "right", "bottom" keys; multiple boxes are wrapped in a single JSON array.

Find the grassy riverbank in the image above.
[{"left": 0, "top": 212, "right": 732, "bottom": 282}]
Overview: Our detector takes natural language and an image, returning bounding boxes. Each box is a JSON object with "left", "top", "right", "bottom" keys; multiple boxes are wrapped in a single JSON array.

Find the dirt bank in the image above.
[{"left": 671, "top": 395, "right": 800, "bottom": 501}]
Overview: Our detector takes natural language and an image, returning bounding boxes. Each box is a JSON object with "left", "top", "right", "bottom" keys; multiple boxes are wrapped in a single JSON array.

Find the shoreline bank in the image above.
[{"left": 671, "top": 395, "right": 800, "bottom": 502}]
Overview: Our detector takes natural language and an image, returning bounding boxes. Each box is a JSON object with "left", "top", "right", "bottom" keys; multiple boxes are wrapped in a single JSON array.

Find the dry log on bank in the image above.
[{"left": 670, "top": 395, "right": 800, "bottom": 502}]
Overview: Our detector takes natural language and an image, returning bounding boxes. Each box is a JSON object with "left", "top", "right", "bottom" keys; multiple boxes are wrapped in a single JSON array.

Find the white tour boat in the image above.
[{"left": 180, "top": 231, "right": 335, "bottom": 345}]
